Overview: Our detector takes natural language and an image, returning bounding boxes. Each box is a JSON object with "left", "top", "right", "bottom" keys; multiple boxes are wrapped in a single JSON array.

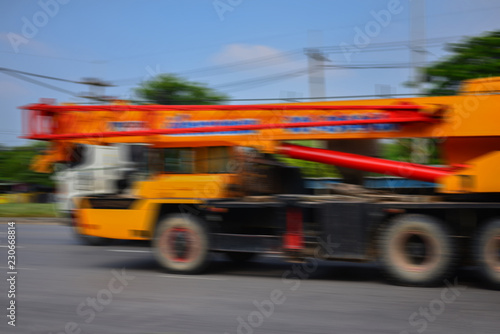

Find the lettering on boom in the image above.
[
  {"left": 163, "top": 115, "right": 259, "bottom": 136},
  {"left": 106, "top": 113, "right": 400, "bottom": 136},
  {"left": 108, "top": 121, "right": 147, "bottom": 132},
  {"left": 284, "top": 113, "right": 400, "bottom": 134}
]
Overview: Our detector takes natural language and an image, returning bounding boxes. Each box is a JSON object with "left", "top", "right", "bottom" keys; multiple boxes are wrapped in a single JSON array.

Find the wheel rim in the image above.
[
  {"left": 159, "top": 227, "right": 201, "bottom": 263},
  {"left": 484, "top": 234, "right": 500, "bottom": 273},
  {"left": 392, "top": 230, "right": 440, "bottom": 272}
]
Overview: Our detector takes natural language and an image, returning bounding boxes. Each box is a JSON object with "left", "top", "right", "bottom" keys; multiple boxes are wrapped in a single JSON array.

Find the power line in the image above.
[
  {"left": 0, "top": 35, "right": 465, "bottom": 97},
  {"left": 209, "top": 43, "right": 452, "bottom": 93},
  {"left": 128, "top": 92, "right": 436, "bottom": 104},
  {"left": 211, "top": 61, "right": 431, "bottom": 94},
  {"left": 21, "top": 88, "right": 500, "bottom": 106},
  {"left": 313, "top": 36, "right": 461, "bottom": 54},
  {"left": 113, "top": 49, "right": 304, "bottom": 84},
  {"left": 0, "top": 67, "right": 104, "bottom": 85},
  {"left": 0, "top": 67, "right": 114, "bottom": 100},
  {"left": 322, "top": 62, "right": 432, "bottom": 70},
  {"left": 182, "top": 50, "right": 302, "bottom": 77},
  {"left": 1, "top": 70, "right": 78, "bottom": 96},
  {"left": 170, "top": 37, "right": 459, "bottom": 93},
  {"left": 0, "top": 50, "right": 94, "bottom": 63},
  {"left": 213, "top": 68, "right": 310, "bottom": 93},
  {"left": 113, "top": 35, "right": 461, "bottom": 88},
  {"left": 0, "top": 67, "right": 80, "bottom": 84}
]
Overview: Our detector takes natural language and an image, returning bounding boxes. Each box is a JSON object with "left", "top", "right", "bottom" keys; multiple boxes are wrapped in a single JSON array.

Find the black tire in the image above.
[
  {"left": 153, "top": 214, "right": 210, "bottom": 274},
  {"left": 474, "top": 218, "right": 500, "bottom": 290},
  {"left": 378, "top": 214, "right": 456, "bottom": 287},
  {"left": 225, "top": 252, "right": 256, "bottom": 263}
]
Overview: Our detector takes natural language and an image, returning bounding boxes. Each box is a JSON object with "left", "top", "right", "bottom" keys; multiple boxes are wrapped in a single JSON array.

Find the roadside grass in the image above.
[{"left": 0, "top": 203, "right": 59, "bottom": 217}]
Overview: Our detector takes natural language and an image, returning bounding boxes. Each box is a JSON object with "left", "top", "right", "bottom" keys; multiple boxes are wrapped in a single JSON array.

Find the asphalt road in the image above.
[{"left": 0, "top": 223, "right": 499, "bottom": 334}]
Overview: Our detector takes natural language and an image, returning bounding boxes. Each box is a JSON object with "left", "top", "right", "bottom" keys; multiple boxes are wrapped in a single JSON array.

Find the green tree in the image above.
[
  {"left": 420, "top": 30, "right": 500, "bottom": 96},
  {"left": 0, "top": 142, "right": 53, "bottom": 187},
  {"left": 277, "top": 141, "right": 340, "bottom": 178},
  {"left": 135, "top": 74, "right": 228, "bottom": 105}
]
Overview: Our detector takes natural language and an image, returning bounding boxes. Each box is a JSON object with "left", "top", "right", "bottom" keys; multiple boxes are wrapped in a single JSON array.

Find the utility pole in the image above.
[
  {"left": 410, "top": 0, "right": 426, "bottom": 92},
  {"left": 305, "top": 30, "right": 328, "bottom": 100},
  {"left": 78, "top": 60, "right": 115, "bottom": 102},
  {"left": 78, "top": 77, "right": 115, "bottom": 102},
  {"left": 410, "top": 0, "right": 429, "bottom": 164},
  {"left": 280, "top": 90, "right": 302, "bottom": 102}
]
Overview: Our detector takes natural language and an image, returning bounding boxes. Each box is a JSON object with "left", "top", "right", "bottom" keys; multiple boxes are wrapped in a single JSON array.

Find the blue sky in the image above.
[{"left": 1, "top": 0, "right": 500, "bottom": 146}]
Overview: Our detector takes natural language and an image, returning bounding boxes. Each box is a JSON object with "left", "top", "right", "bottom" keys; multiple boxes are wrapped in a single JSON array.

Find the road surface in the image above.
[{"left": 0, "top": 223, "right": 498, "bottom": 334}]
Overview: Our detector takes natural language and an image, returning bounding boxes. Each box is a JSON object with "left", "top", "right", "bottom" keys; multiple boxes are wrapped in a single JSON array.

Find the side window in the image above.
[
  {"left": 128, "top": 144, "right": 149, "bottom": 175},
  {"left": 69, "top": 144, "right": 89, "bottom": 168},
  {"left": 149, "top": 148, "right": 163, "bottom": 174},
  {"left": 207, "top": 147, "right": 230, "bottom": 173},
  {"left": 164, "top": 148, "right": 194, "bottom": 173}
]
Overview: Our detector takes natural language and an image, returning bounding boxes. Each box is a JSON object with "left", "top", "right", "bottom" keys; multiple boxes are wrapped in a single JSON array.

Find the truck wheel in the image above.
[
  {"left": 153, "top": 214, "right": 210, "bottom": 274},
  {"left": 474, "top": 219, "right": 500, "bottom": 290},
  {"left": 379, "top": 214, "right": 455, "bottom": 287},
  {"left": 225, "top": 252, "right": 256, "bottom": 263}
]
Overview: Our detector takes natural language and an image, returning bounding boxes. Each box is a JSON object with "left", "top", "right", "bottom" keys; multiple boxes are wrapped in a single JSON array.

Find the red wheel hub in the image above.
[{"left": 160, "top": 227, "right": 201, "bottom": 263}]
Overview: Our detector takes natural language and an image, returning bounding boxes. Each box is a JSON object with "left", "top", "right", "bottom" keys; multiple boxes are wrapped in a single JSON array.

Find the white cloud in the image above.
[{"left": 213, "top": 43, "right": 290, "bottom": 64}]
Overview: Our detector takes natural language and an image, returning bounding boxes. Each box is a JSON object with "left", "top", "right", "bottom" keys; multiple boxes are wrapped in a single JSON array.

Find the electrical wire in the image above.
[
  {"left": 312, "top": 36, "right": 461, "bottom": 54},
  {"left": 0, "top": 50, "right": 95, "bottom": 63},
  {"left": 0, "top": 67, "right": 87, "bottom": 85},
  {"left": 123, "top": 92, "right": 432, "bottom": 104},
  {"left": 213, "top": 68, "right": 310, "bottom": 92},
  {"left": 113, "top": 36, "right": 460, "bottom": 86},
  {"left": 0, "top": 35, "right": 472, "bottom": 98},
  {"left": 113, "top": 49, "right": 304, "bottom": 84},
  {"left": 0, "top": 35, "right": 461, "bottom": 90},
  {"left": 322, "top": 62, "right": 432, "bottom": 69},
  {"left": 1, "top": 70, "right": 78, "bottom": 96}
]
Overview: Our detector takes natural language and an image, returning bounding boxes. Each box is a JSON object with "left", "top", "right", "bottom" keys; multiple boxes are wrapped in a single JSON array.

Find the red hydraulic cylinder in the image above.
[{"left": 278, "top": 143, "right": 451, "bottom": 183}]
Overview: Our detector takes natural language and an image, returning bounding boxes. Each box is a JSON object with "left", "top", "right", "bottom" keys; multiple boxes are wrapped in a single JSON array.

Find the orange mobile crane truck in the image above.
[{"left": 22, "top": 77, "right": 500, "bottom": 288}]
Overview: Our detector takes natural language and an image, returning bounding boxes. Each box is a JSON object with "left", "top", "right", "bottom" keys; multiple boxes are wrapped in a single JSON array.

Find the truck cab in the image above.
[{"left": 53, "top": 143, "right": 143, "bottom": 215}]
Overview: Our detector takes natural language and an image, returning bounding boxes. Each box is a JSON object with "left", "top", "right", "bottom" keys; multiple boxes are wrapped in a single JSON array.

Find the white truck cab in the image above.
[{"left": 53, "top": 144, "right": 145, "bottom": 215}]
